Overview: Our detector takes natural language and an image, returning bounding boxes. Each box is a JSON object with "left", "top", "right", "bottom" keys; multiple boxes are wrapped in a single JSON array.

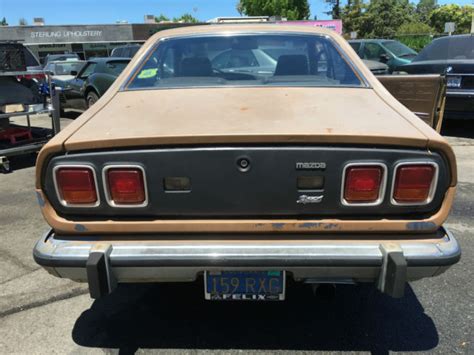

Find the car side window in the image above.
[
  {"left": 44, "top": 63, "right": 54, "bottom": 73},
  {"left": 363, "top": 43, "right": 385, "bottom": 61},
  {"left": 349, "top": 42, "right": 361, "bottom": 53},
  {"left": 79, "top": 63, "right": 97, "bottom": 78}
]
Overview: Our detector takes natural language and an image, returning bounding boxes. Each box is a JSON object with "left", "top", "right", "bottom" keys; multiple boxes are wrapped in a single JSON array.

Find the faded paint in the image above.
[
  {"left": 324, "top": 223, "right": 340, "bottom": 230},
  {"left": 272, "top": 223, "right": 286, "bottom": 230},
  {"left": 299, "top": 223, "right": 323, "bottom": 229},
  {"left": 36, "top": 187, "right": 455, "bottom": 235},
  {"left": 406, "top": 221, "right": 437, "bottom": 231},
  {"left": 33, "top": 25, "right": 457, "bottom": 235},
  {"left": 74, "top": 224, "right": 88, "bottom": 232},
  {"left": 36, "top": 191, "right": 45, "bottom": 207}
]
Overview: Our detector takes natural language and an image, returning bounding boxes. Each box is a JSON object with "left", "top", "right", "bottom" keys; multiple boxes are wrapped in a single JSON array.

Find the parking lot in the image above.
[{"left": 0, "top": 114, "right": 472, "bottom": 354}]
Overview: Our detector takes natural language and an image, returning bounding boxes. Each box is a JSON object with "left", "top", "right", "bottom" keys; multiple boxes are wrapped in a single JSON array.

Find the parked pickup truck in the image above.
[{"left": 34, "top": 25, "right": 460, "bottom": 302}]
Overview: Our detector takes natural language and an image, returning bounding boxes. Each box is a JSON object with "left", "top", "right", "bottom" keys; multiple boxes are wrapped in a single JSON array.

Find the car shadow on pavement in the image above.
[{"left": 72, "top": 281, "right": 438, "bottom": 354}]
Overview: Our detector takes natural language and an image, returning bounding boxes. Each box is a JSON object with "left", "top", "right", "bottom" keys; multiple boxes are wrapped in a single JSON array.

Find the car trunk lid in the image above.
[{"left": 63, "top": 87, "right": 430, "bottom": 150}]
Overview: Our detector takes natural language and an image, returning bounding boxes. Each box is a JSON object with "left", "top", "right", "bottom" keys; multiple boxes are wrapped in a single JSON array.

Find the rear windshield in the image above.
[
  {"left": 414, "top": 36, "right": 474, "bottom": 61},
  {"left": 106, "top": 60, "right": 130, "bottom": 75},
  {"left": 52, "top": 61, "right": 85, "bottom": 75},
  {"left": 382, "top": 41, "right": 417, "bottom": 58},
  {"left": 127, "top": 34, "right": 364, "bottom": 89}
]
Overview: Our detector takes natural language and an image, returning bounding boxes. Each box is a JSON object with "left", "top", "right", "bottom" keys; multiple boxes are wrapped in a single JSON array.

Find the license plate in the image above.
[
  {"left": 204, "top": 271, "right": 285, "bottom": 301},
  {"left": 447, "top": 76, "right": 462, "bottom": 88}
]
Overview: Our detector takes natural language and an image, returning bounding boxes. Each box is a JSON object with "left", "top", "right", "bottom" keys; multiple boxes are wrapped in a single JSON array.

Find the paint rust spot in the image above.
[
  {"left": 323, "top": 223, "right": 339, "bottom": 230},
  {"left": 272, "top": 223, "right": 286, "bottom": 230},
  {"left": 299, "top": 222, "right": 322, "bottom": 229},
  {"left": 74, "top": 224, "right": 87, "bottom": 232},
  {"left": 406, "top": 221, "right": 437, "bottom": 231},
  {"left": 35, "top": 191, "right": 45, "bottom": 207}
]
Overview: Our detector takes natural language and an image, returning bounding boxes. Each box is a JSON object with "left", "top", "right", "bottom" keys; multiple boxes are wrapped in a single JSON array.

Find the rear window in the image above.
[
  {"left": 106, "top": 60, "right": 129, "bottom": 75},
  {"left": 52, "top": 61, "right": 85, "bottom": 75},
  {"left": 127, "top": 34, "right": 364, "bottom": 90},
  {"left": 382, "top": 41, "right": 417, "bottom": 58}
]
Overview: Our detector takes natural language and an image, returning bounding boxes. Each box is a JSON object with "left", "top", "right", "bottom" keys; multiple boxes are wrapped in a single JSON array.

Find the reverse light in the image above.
[
  {"left": 343, "top": 165, "right": 385, "bottom": 205},
  {"left": 105, "top": 167, "right": 147, "bottom": 206},
  {"left": 392, "top": 164, "right": 437, "bottom": 204},
  {"left": 54, "top": 166, "right": 98, "bottom": 206}
]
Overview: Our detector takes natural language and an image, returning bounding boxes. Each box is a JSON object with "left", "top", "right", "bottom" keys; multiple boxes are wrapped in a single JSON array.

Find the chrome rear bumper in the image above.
[{"left": 33, "top": 228, "right": 460, "bottom": 298}]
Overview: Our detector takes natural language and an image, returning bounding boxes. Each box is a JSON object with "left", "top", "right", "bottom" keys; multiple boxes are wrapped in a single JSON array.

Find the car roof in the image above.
[
  {"left": 349, "top": 39, "right": 395, "bottom": 43},
  {"left": 114, "top": 44, "right": 141, "bottom": 48},
  {"left": 87, "top": 57, "right": 131, "bottom": 63},
  {"left": 432, "top": 34, "right": 474, "bottom": 42},
  {"left": 48, "top": 60, "right": 86, "bottom": 64},
  {"left": 148, "top": 23, "right": 335, "bottom": 39},
  {"left": 48, "top": 53, "right": 78, "bottom": 57}
]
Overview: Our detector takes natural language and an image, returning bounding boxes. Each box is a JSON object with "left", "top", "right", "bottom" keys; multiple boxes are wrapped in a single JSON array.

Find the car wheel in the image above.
[{"left": 86, "top": 91, "right": 100, "bottom": 108}]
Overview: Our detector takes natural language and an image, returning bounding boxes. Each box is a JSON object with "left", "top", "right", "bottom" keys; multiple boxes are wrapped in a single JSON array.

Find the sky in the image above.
[{"left": 0, "top": 0, "right": 471, "bottom": 26}]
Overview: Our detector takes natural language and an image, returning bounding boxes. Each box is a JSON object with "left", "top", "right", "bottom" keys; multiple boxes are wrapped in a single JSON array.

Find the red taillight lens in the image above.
[
  {"left": 55, "top": 167, "right": 97, "bottom": 205},
  {"left": 393, "top": 164, "right": 436, "bottom": 204},
  {"left": 106, "top": 168, "right": 146, "bottom": 205},
  {"left": 344, "top": 166, "right": 384, "bottom": 203}
]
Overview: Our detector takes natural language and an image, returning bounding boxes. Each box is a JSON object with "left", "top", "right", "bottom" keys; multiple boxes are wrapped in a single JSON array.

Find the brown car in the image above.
[{"left": 34, "top": 25, "right": 460, "bottom": 301}]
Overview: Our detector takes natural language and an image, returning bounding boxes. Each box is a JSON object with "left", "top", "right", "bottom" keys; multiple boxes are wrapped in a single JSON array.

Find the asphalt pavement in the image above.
[{"left": 0, "top": 116, "right": 472, "bottom": 354}]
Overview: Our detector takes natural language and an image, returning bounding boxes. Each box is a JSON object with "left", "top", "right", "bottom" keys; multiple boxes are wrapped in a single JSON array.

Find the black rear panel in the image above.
[{"left": 44, "top": 146, "right": 450, "bottom": 219}]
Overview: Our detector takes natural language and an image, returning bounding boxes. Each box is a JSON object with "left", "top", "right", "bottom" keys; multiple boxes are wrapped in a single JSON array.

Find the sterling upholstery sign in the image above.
[
  {"left": 30, "top": 30, "right": 103, "bottom": 39},
  {"left": 0, "top": 25, "right": 134, "bottom": 44}
]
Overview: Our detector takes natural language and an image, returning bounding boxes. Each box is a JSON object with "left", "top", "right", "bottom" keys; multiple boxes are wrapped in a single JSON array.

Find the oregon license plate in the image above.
[{"left": 204, "top": 271, "right": 285, "bottom": 301}]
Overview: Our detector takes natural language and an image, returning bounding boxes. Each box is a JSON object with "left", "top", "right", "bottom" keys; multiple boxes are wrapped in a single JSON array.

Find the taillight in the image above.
[
  {"left": 343, "top": 164, "right": 386, "bottom": 205},
  {"left": 54, "top": 166, "right": 98, "bottom": 206},
  {"left": 104, "top": 166, "right": 147, "bottom": 206},
  {"left": 392, "top": 163, "right": 437, "bottom": 205},
  {"left": 17, "top": 74, "right": 47, "bottom": 81}
]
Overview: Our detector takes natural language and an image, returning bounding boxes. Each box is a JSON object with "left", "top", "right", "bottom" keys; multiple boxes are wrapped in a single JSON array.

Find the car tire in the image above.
[{"left": 86, "top": 91, "right": 100, "bottom": 108}]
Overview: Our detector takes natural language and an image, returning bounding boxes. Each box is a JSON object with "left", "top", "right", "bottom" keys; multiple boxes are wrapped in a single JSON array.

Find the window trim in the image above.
[{"left": 121, "top": 32, "right": 371, "bottom": 91}]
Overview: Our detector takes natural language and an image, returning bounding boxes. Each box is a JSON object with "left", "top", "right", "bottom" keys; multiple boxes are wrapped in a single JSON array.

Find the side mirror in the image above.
[
  {"left": 70, "top": 70, "right": 78, "bottom": 76},
  {"left": 379, "top": 54, "right": 390, "bottom": 63}
]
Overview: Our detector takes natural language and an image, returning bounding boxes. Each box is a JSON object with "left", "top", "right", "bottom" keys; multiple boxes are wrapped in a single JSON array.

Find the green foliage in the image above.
[
  {"left": 340, "top": 0, "right": 365, "bottom": 34},
  {"left": 237, "top": 0, "right": 310, "bottom": 20},
  {"left": 395, "top": 22, "right": 434, "bottom": 51},
  {"left": 155, "top": 14, "right": 170, "bottom": 23},
  {"left": 173, "top": 13, "right": 199, "bottom": 23},
  {"left": 395, "top": 35, "right": 432, "bottom": 52},
  {"left": 429, "top": 4, "right": 473, "bottom": 34},
  {"left": 155, "top": 13, "right": 199, "bottom": 23},
  {"left": 341, "top": 0, "right": 416, "bottom": 38},
  {"left": 396, "top": 21, "right": 433, "bottom": 35},
  {"left": 0, "top": 17, "right": 7, "bottom": 26},
  {"left": 416, "top": 0, "right": 438, "bottom": 24}
]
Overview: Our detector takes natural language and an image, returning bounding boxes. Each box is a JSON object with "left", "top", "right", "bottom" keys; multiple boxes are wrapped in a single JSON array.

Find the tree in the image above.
[
  {"left": 396, "top": 21, "right": 433, "bottom": 35},
  {"left": 18, "top": 18, "right": 28, "bottom": 26},
  {"left": 342, "top": 0, "right": 416, "bottom": 38},
  {"left": 173, "top": 13, "right": 199, "bottom": 23},
  {"left": 155, "top": 14, "right": 170, "bottom": 23},
  {"left": 416, "top": 0, "right": 438, "bottom": 24},
  {"left": 237, "top": 0, "right": 310, "bottom": 20},
  {"left": 0, "top": 17, "right": 7, "bottom": 26},
  {"left": 340, "top": 0, "right": 366, "bottom": 34},
  {"left": 396, "top": 22, "right": 434, "bottom": 51},
  {"left": 429, "top": 4, "right": 473, "bottom": 34}
]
